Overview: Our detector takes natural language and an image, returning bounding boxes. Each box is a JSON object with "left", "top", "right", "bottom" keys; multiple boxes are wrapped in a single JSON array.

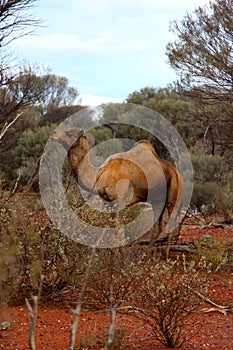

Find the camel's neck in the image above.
[{"left": 68, "top": 145, "right": 98, "bottom": 193}]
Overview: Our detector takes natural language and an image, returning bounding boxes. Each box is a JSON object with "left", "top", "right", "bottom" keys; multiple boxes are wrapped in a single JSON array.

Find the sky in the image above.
[{"left": 12, "top": 0, "right": 209, "bottom": 106}]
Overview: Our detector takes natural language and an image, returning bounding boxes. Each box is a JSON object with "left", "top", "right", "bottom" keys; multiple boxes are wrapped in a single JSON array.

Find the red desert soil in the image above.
[{"left": 1, "top": 217, "right": 233, "bottom": 350}]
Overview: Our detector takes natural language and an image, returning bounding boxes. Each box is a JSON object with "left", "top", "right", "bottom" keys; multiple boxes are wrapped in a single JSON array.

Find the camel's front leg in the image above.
[
  {"left": 113, "top": 179, "right": 133, "bottom": 245},
  {"left": 114, "top": 208, "right": 125, "bottom": 243}
]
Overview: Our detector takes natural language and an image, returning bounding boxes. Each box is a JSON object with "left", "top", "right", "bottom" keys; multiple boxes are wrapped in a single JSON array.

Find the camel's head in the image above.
[{"left": 50, "top": 128, "right": 85, "bottom": 151}]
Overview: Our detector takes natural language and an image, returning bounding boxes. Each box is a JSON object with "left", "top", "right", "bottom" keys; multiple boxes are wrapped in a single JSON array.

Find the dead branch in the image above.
[
  {"left": 195, "top": 290, "right": 233, "bottom": 316},
  {"left": 104, "top": 303, "right": 117, "bottom": 350},
  {"left": 200, "top": 222, "right": 225, "bottom": 230}
]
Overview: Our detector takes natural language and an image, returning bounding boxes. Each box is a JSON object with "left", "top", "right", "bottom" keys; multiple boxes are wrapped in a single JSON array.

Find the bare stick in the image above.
[
  {"left": 68, "top": 246, "right": 97, "bottom": 350},
  {"left": 11, "top": 168, "right": 23, "bottom": 195},
  {"left": 105, "top": 301, "right": 117, "bottom": 350},
  {"left": 0, "top": 112, "right": 23, "bottom": 142},
  {"left": 25, "top": 296, "right": 38, "bottom": 350},
  {"left": 25, "top": 275, "right": 44, "bottom": 350}
]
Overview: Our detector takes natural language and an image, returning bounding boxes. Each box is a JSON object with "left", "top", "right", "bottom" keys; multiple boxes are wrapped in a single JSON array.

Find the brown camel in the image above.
[{"left": 51, "top": 128, "right": 183, "bottom": 257}]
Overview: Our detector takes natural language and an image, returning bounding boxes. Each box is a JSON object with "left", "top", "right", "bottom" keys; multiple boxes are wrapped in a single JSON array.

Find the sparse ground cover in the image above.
[{"left": 0, "top": 198, "right": 233, "bottom": 349}]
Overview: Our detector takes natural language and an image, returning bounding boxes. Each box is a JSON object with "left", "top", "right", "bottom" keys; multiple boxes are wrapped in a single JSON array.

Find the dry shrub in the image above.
[
  {"left": 129, "top": 256, "right": 210, "bottom": 348},
  {"left": 0, "top": 207, "right": 22, "bottom": 308},
  {"left": 0, "top": 193, "right": 91, "bottom": 302}
]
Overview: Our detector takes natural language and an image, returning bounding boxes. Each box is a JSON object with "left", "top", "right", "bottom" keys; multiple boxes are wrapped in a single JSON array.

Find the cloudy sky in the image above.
[{"left": 12, "top": 0, "right": 208, "bottom": 105}]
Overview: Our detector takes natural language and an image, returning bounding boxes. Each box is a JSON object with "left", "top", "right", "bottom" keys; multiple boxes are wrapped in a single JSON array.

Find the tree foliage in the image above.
[
  {"left": 33, "top": 74, "right": 78, "bottom": 115},
  {"left": 166, "top": 0, "right": 233, "bottom": 154},
  {"left": 0, "top": 71, "right": 79, "bottom": 186},
  {"left": 0, "top": 65, "right": 45, "bottom": 124},
  {"left": 127, "top": 86, "right": 196, "bottom": 147},
  {"left": 13, "top": 124, "right": 56, "bottom": 167}
]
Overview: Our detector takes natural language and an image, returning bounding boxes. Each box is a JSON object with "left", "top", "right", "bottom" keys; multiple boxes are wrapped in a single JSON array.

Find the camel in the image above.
[{"left": 51, "top": 128, "right": 183, "bottom": 257}]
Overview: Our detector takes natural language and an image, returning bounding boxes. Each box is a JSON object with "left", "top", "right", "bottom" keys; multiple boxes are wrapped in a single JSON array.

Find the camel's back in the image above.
[
  {"left": 97, "top": 140, "right": 165, "bottom": 195},
  {"left": 105, "top": 140, "right": 160, "bottom": 164}
]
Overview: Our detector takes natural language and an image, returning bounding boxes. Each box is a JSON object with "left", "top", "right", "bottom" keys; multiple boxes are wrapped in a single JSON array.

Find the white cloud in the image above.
[
  {"left": 79, "top": 94, "right": 124, "bottom": 107},
  {"left": 17, "top": 34, "right": 109, "bottom": 52},
  {"left": 16, "top": 32, "right": 152, "bottom": 54},
  {"left": 70, "top": 0, "right": 209, "bottom": 17}
]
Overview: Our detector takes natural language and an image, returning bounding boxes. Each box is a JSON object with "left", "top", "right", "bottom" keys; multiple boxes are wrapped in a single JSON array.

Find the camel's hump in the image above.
[{"left": 133, "top": 140, "right": 159, "bottom": 158}]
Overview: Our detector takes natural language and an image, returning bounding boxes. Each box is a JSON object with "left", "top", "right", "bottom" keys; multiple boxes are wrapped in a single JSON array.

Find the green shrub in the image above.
[
  {"left": 190, "top": 150, "right": 233, "bottom": 213},
  {"left": 191, "top": 181, "right": 233, "bottom": 213},
  {"left": 193, "top": 236, "right": 228, "bottom": 271}
]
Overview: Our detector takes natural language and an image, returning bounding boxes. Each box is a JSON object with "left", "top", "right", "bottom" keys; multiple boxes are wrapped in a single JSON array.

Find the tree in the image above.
[
  {"left": 126, "top": 86, "right": 157, "bottom": 104},
  {"left": 0, "top": 70, "right": 79, "bottom": 188},
  {"left": 166, "top": 0, "right": 233, "bottom": 155},
  {"left": 127, "top": 86, "right": 196, "bottom": 147},
  {"left": 13, "top": 125, "right": 56, "bottom": 167},
  {"left": 0, "top": 65, "right": 47, "bottom": 126},
  {"left": 0, "top": 0, "right": 42, "bottom": 135},
  {"left": 166, "top": 0, "right": 233, "bottom": 102},
  {"left": 33, "top": 74, "right": 78, "bottom": 115}
]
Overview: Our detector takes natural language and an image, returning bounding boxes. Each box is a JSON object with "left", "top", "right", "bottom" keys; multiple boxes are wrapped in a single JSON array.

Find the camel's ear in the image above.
[{"left": 78, "top": 129, "right": 84, "bottom": 137}]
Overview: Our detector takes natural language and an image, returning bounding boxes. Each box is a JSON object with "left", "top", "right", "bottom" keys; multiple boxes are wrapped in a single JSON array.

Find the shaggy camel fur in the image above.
[{"left": 51, "top": 128, "right": 183, "bottom": 257}]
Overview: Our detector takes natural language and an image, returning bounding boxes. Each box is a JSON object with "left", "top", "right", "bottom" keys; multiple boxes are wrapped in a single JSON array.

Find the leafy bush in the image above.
[
  {"left": 190, "top": 150, "right": 233, "bottom": 213},
  {"left": 193, "top": 235, "right": 228, "bottom": 271},
  {"left": 13, "top": 124, "right": 56, "bottom": 167},
  {"left": 191, "top": 181, "right": 233, "bottom": 213}
]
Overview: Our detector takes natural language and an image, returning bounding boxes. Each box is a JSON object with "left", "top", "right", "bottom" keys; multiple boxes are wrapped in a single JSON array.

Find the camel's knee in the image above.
[
  {"left": 146, "top": 220, "right": 162, "bottom": 256},
  {"left": 164, "top": 227, "right": 179, "bottom": 259}
]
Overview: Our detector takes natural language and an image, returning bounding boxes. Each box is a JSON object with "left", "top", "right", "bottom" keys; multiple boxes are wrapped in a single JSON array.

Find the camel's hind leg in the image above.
[
  {"left": 146, "top": 204, "right": 165, "bottom": 256},
  {"left": 164, "top": 203, "right": 182, "bottom": 259}
]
